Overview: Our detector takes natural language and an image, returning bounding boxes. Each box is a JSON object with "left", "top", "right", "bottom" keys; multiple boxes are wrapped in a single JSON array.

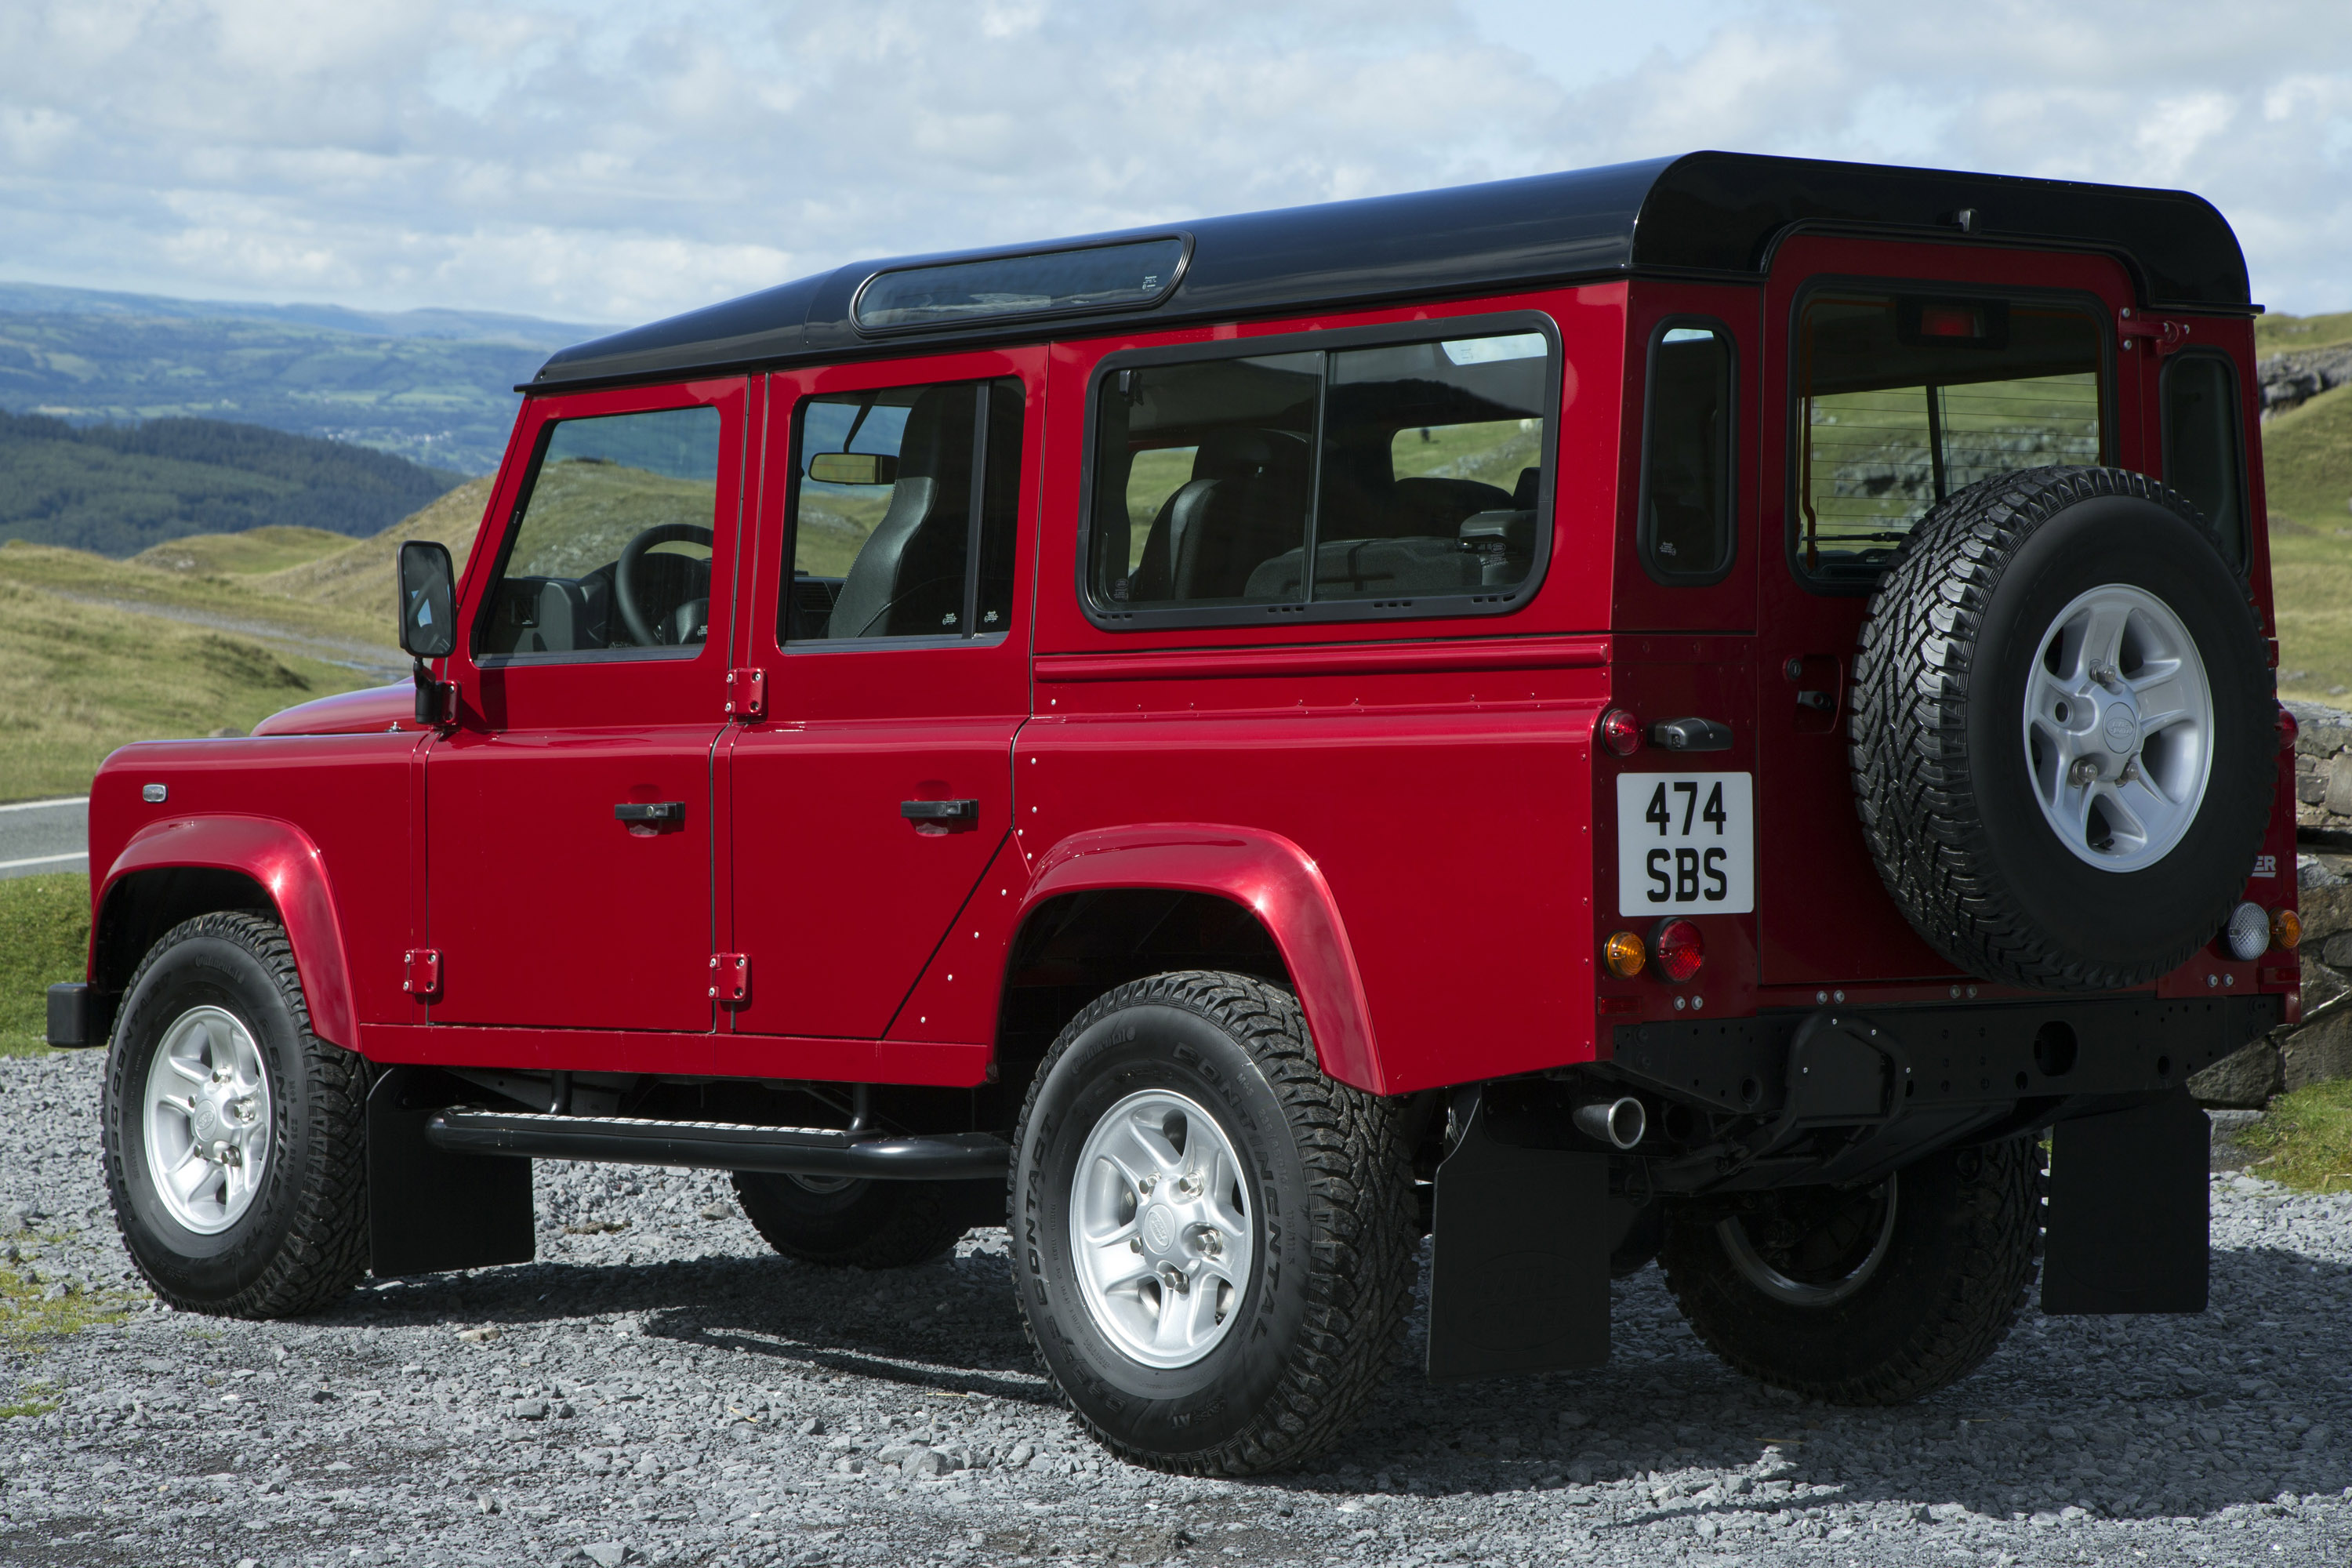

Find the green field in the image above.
[
  {"left": 0, "top": 873, "right": 87, "bottom": 1058},
  {"left": 2259, "top": 382, "right": 2352, "bottom": 700},
  {"left": 2257, "top": 309, "right": 2352, "bottom": 356},
  {"left": 2234, "top": 1080, "right": 2352, "bottom": 1191}
]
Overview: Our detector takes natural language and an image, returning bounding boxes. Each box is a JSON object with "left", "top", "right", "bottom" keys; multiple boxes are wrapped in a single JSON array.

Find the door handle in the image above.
[
  {"left": 900, "top": 799, "right": 978, "bottom": 826},
  {"left": 1647, "top": 717, "right": 1733, "bottom": 753},
  {"left": 614, "top": 801, "right": 684, "bottom": 822}
]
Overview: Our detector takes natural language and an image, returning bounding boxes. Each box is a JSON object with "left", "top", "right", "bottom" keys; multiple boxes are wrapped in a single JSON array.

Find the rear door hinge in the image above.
[
  {"left": 403, "top": 949, "right": 442, "bottom": 998},
  {"left": 725, "top": 667, "right": 766, "bottom": 721},
  {"left": 709, "top": 953, "right": 750, "bottom": 1002},
  {"left": 2118, "top": 308, "right": 2192, "bottom": 354}
]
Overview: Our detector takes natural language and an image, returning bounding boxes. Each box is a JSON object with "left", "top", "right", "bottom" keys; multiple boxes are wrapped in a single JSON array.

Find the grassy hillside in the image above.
[
  {"left": 0, "top": 874, "right": 88, "bottom": 1058},
  {"left": 256, "top": 477, "right": 488, "bottom": 625},
  {"left": 0, "top": 410, "right": 464, "bottom": 557},
  {"left": 131, "top": 524, "right": 351, "bottom": 576},
  {"left": 2259, "top": 382, "right": 2352, "bottom": 701},
  {"left": 2257, "top": 310, "right": 2352, "bottom": 357}
]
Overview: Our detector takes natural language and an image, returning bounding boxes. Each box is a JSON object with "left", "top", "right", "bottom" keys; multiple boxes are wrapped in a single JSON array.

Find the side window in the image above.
[
  {"left": 2162, "top": 353, "right": 2248, "bottom": 569},
  {"left": 1089, "top": 326, "right": 1552, "bottom": 619},
  {"left": 782, "top": 377, "right": 1025, "bottom": 641},
  {"left": 477, "top": 405, "right": 720, "bottom": 660},
  {"left": 1795, "top": 292, "right": 2105, "bottom": 584},
  {"left": 1639, "top": 323, "right": 1736, "bottom": 581}
]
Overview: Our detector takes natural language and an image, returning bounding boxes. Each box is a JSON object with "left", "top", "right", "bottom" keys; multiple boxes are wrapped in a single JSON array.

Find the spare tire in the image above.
[{"left": 1849, "top": 466, "right": 2274, "bottom": 991}]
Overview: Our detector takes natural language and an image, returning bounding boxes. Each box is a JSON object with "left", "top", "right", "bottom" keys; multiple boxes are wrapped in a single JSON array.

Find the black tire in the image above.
[
  {"left": 1658, "top": 1138, "right": 2042, "bottom": 1404},
  {"left": 730, "top": 1173, "right": 987, "bottom": 1268},
  {"left": 101, "top": 912, "right": 369, "bottom": 1317},
  {"left": 1010, "top": 971, "right": 1416, "bottom": 1475},
  {"left": 1850, "top": 466, "right": 2274, "bottom": 991}
]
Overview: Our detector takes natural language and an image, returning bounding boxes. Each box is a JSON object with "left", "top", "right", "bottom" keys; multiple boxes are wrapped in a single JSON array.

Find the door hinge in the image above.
[
  {"left": 709, "top": 953, "right": 750, "bottom": 1002},
  {"left": 725, "top": 667, "right": 766, "bottom": 720},
  {"left": 403, "top": 949, "right": 442, "bottom": 998},
  {"left": 2118, "top": 308, "right": 2192, "bottom": 354}
]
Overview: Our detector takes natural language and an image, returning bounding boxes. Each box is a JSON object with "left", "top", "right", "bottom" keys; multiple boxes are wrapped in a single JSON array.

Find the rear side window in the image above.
[
  {"left": 1640, "top": 322, "right": 1737, "bottom": 582},
  {"left": 1795, "top": 292, "right": 2106, "bottom": 585},
  {"left": 1087, "top": 323, "right": 1554, "bottom": 624},
  {"left": 477, "top": 405, "right": 721, "bottom": 661},
  {"left": 781, "top": 377, "right": 1024, "bottom": 642},
  {"left": 2162, "top": 353, "right": 2248, "bottom": 569}
]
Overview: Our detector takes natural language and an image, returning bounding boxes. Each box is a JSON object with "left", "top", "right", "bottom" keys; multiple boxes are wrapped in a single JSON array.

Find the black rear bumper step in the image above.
[{"left": 422, "top": 1109, "right": 1008, "bottom": 1181}]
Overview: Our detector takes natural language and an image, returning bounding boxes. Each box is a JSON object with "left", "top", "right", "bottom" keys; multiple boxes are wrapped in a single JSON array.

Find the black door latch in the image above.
[
  {"left": 1647, "top": 717, "right": 1734, "bottom": 753},
  {"left": 900, "top": 799, "right": 979, "bottom": 826},
  {"left": 614, "top": 801, "right": 685, "bottom": 822}
]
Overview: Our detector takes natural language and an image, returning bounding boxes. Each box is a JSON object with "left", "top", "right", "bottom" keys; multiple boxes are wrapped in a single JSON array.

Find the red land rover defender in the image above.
[{"left": 52, "top": 151, "right": 2303, "bottom": 1475}]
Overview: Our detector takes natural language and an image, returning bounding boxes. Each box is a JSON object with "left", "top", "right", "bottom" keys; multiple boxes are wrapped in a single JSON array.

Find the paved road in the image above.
[{"left": 0, "top": 795, "right": 87, "bottom": 880}]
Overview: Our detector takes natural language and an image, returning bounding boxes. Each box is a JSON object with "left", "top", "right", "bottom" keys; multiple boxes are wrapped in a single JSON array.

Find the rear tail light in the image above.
[
  {"left": 1653, "top": 919, "right": 1704, "bottom": 983},
  {"left": 1603, "top": 930, "right": 1646, "bottom": 979},
  {"left": 1601, "top": 709, "right": 1642, "bottom": 757},
  {"left": 2270, "top": 907, "right": 2301, "bottom": 952},
  {"left": 2223, "top": 902, "right": 2269, "bottom": 961}
]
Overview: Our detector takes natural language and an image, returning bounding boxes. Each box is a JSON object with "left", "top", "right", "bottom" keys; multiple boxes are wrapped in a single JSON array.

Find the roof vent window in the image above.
[{"left": 854, "top": 238, "right": 1186, "bottom": 332}]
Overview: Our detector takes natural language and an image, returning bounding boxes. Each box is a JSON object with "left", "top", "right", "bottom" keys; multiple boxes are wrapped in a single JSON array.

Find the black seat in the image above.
[
  {"left": 826, "top": 387, "right": 975, "bottom": 638},
  {"left": 1127, "top": 430, "right": 1311, "bottom": 602}
]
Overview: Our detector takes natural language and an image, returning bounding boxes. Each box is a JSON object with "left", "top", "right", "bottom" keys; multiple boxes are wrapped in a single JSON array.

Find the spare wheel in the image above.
[{"left": 1849, "top": 466, "right": 2274, "bottom": 992}]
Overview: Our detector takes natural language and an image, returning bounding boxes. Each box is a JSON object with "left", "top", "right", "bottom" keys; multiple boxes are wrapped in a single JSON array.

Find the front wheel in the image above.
[
  {"left": 1658, "top": 1138, "right": 2042, "bottom": 1404},
  {"left": 101, "top": 912, "right": 370, "bottom": 1317},
  {"left": 1011, "top": 971, "right": 1416, "bottom": 1475}
]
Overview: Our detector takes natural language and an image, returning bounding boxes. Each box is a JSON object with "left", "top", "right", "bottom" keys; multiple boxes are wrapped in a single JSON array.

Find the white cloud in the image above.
[{"left": 0, "top": 0, "right": 2346, "bottom": 325}]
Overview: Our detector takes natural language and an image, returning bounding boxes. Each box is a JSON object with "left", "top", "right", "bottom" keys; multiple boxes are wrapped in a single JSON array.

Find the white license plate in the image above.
[{"left": 1615, "top": 772, "right": 1754, "bottom": 916}]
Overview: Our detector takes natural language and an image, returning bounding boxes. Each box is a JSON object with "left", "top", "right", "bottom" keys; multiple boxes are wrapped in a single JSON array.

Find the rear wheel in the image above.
[
  {"left": 101, "top": 912, "right": 369, "bottom": 1317},
  {"left": 1658, "top": 1138, "right": 2042, "bottom": 1404},
  {"left": 729, "top": 1172, "right": 989, "bottom": 1268},
  {"left": 1011, "top": 971, "right": 1416, "bottom": 1475}
]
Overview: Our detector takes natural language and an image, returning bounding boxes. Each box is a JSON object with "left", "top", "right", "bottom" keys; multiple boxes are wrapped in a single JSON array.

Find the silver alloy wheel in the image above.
[
  {"left": 1067, "top": 1089, "right": 1254, "bottom": 1370},
  {"left": 1716, "top": 1178, "right": 1898, "bottom": 1308},
  {"left": 142, "top": 1005, "right": 274, "bottom": 1235},
  {"left": 2023, "top": 583, "right": 2215, "bottom": 872}
]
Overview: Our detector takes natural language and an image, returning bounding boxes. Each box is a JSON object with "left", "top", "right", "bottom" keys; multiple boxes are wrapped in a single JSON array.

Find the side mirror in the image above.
[
  {"left": 806, "top": 452, "right": 898, "bottom": 485},
  {"left": 397, "top": 541, "right": 456, "bottom": 727},
  {"left": 397, "top": 541, "right": 456, "bottom": 659}
]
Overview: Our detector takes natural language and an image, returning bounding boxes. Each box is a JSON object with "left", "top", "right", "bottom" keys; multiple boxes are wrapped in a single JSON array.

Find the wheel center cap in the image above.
[
  {"left": 192, "top": 1100, "right": 220, "bottom": 1138},
  {"left": 1142, "top": 1203, "right": 1177, "bottom": 1255},
  {"left": 2101, "top": 703, "right": 2139, "bottom": 754}
]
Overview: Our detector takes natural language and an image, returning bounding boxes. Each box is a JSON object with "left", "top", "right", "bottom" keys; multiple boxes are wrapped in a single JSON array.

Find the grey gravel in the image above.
[{"left": 5, "top": 1047, "right": 2351, "bottom": 1565}]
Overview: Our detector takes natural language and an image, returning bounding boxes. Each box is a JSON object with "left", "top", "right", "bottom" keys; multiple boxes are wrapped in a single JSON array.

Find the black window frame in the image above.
[
  {"left": 2159, "top": 347, "right": 2252, "bottom": 574},
  {"left": 775, "top": 373, "right": 1024, "bottom": 651},
  {"left": 1075, "top": 309, "right": 1563, "bottom": 633},
  {"left": 1636, "top": 314, "right": 1740, "bottom": 586},
  {"left": 473, "top": 403, "right": 729, "bottom": 668},
  {"left": 1783, "top": 275, "right": 2117, "bottom": 596}
]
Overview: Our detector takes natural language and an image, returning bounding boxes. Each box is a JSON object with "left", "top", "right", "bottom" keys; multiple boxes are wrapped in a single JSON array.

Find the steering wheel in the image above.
[{"left": 615, "top": 523, "right": 713, "bottom": 648}]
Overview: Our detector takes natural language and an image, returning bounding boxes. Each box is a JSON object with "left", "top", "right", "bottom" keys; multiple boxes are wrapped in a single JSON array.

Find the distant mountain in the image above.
[
  {"left": 0, "top": 281, "right": 615, "bottom": 474},
  {"left": 0, "top": 409, "right": 466, "bottom": 557}
]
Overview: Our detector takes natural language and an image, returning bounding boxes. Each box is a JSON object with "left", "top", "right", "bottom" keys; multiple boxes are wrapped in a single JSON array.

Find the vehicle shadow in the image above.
[{"left": 327, "top": 1227, "right": 2350, "bottom": 1526}]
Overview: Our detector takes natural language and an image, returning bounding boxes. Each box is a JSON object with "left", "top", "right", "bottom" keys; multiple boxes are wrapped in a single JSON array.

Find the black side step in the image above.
[{"left": 423, "top": 1109, "right": 1009, "bottom": 1182}]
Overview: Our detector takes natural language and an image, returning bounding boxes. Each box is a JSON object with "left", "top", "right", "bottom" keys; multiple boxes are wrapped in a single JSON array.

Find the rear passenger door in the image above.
[{"left": 721, "top": 350, "right": 1040, "bottom": 1047}]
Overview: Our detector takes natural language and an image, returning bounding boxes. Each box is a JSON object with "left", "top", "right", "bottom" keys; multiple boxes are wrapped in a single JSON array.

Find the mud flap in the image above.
[
  {"left": 367, "top": 1067, "right": 536, "bottom": 1277},
  {"left": 1425, "top": 1088, "right": 1609, "bottom": 1381},
  {"left": 2042, "top": 1087, "right": 2208, "bottom": 1315}
]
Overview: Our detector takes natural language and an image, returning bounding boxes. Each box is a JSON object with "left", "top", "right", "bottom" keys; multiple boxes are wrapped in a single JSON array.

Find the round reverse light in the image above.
[
  {"left": 2223, "top": 902, "right": 2269, "bottom": 962},
  {"left": 2272, "top": 907, "right": 2302, "bottom": 952},
  {"left": 1653, "top": 919, "right": 1705, "bottom": 984},
  {"left": 1603, "top": 930, "right": 1646, "bottom": 980},
  {"left": 1601, "top": 708, "right": 1642, "bottom": 757}
]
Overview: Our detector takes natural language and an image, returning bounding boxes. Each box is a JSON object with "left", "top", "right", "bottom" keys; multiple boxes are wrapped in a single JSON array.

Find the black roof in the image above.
[{"left": 530, "top": 150, "right": 2250, "bottom": 392}]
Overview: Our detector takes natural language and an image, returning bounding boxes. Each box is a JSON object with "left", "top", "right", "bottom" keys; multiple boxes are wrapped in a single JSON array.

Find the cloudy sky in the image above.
[{"left": 2, "top": 0, "right": 2348, "bottom": 327}]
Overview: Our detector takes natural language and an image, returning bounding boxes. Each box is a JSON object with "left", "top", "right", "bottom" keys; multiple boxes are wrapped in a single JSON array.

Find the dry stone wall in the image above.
[{"left": 2187, "top": 700, "right": 2352, "bottom": 1106}]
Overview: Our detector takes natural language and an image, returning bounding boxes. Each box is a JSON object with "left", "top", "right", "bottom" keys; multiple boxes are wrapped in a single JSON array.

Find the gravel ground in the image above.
[{"left": 5, "top": 1047, "right": 2350, "bottom": 1567}]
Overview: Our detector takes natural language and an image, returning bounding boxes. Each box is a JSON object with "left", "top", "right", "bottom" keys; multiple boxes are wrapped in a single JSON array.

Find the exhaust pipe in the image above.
[{"left": 1574, "top": 1096, "right": 1646, "bottom": 1151}]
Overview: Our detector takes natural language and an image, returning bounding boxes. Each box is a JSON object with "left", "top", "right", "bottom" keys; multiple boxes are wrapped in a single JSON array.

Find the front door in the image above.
[
  {"left": 724, "top": 350, "right": 1039, "bottom": 1045},
  {"left": 425, "top": 379, "right": 747, "bottom": 1036}
]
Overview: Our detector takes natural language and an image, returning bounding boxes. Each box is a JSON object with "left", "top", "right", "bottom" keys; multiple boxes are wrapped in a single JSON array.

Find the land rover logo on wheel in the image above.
[
  {"left": 1143, "top": 1204, "right": 1174, "bottom": 1253},
  {"left": 2103, "top": 706, "right": 2137, "bottom": 752}
]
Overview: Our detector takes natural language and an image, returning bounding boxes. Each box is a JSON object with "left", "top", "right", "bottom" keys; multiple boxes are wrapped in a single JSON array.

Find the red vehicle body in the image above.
[{"left": 60, "top": 151, "right": 2302, "bottom": 1472}]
